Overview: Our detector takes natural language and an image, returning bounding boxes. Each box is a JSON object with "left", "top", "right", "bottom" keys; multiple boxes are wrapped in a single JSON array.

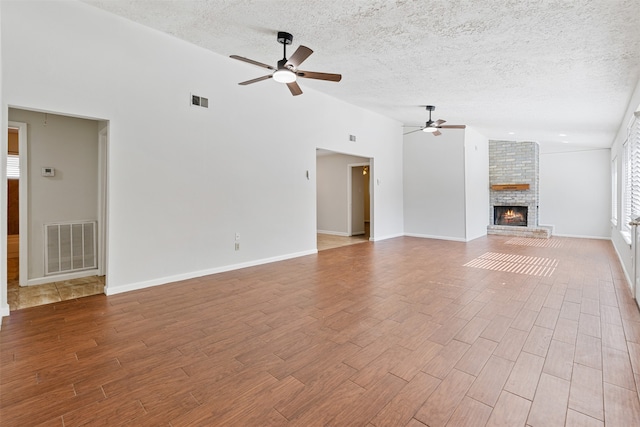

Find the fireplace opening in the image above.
[{"left": 494, "top": 206, "right": 528, "bottom": 226}]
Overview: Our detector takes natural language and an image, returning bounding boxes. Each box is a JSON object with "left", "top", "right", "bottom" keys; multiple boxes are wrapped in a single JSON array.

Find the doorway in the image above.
[
  {"left": 348, "top": 163, "right": 371, "bottom": 239},
  {"left": 6, "top": 127, "right": 21, "bottom": 285},
  {"left": 4, "top": 110, "right": 108, "bottom": 311},
  {"left": 316, "top": 149, "right": 372, "bottom": 251}
]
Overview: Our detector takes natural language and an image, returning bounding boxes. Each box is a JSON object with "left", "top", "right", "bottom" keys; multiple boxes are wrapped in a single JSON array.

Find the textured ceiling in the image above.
[{"left": 82, "top": 0, "right": 640, "bottom": 148}]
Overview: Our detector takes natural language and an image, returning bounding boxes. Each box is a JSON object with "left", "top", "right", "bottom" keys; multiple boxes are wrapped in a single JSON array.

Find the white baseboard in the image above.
[
  {"left": 369, "top": 232, "right": 404, "bottom": 242},
  {"left": 403, "top": 233, "right": 467, "bottom": 243},
  {"left": 552, "top": 233, "right": 611, "bottom": 240},
  {"left": 105, "top": 249, "right": 318, "bottom": 296}
]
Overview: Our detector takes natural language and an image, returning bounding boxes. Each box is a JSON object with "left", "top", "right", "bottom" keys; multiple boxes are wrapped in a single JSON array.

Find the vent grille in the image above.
[
  {"left": 45, "top": 221, "right": 97, "bottom": 276},
  {"left": 191, "top": 94, "right": 209, "bottom": 108}
]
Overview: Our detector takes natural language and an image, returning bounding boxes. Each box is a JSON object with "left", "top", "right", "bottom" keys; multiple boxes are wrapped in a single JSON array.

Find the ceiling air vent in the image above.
[{"left": 191, "top": 94, "right": 209, "bottom": 108}]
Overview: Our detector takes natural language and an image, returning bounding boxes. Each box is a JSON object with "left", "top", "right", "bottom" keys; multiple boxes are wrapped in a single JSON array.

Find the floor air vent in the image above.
[{"left": 45, "top": 221, "right": 97, "bottom": 275}]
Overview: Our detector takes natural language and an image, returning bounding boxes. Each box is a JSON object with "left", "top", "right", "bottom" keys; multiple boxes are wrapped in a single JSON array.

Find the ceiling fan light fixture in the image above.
[
  {"left": 273, "top": 69, "right": 297, "bottom": 83},
  {"left": 423, "top": 126, "right": 438, "bottom": 133}
]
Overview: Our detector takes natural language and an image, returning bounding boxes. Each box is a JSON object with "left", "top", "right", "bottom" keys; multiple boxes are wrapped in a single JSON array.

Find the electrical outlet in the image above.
[{"left": 235, "top": 242, "right": 240, "bottom": 251}]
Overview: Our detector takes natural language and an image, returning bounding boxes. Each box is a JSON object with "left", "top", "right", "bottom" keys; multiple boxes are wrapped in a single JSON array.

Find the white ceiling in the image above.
[{"left": 82, "top": 0, "right": 640, "bottom": 148}]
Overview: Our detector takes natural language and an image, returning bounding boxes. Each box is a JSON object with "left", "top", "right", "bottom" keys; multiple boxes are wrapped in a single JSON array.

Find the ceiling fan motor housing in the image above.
[{"left": 277, "top": 31, "right": 293, "bottom": 45}]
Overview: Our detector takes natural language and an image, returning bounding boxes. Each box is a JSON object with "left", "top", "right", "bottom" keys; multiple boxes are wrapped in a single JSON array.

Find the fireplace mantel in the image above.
[{"left": 491, "top": 184, "right": 530, "bottom": 191}]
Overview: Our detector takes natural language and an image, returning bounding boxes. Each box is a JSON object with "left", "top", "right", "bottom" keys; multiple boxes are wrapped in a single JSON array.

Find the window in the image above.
[
  {"left": 6, "top": 154, "right": 19, "bottom": 179},
  {"left": 622, "top": 113, "right": 640, "bottom": 237}
]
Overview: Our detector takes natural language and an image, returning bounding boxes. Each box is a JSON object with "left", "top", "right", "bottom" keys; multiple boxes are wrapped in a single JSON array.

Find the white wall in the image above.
[
  {"left": 316, "top": 152, "right": 368, "bottom": 235},
  {"left": 610, "top": 78, "right": 640, "bottom": 289},
  {"left": 539, "top": 145, "right": 611, "bottom": 238},
  {"left": 8, "top": 108, "right": 99, "bottom": 280},
  {"left": 464, "top": 127, "right": 490, "bottom": 241},
  {"left": 0, "top": 6, "right": 6, "bottom": 317},
  {"left": 403, "top": 129, "right": 467, "bottom": 241},
  {"left": 0, "top": 0, "right": 404, "bottom": 300}
]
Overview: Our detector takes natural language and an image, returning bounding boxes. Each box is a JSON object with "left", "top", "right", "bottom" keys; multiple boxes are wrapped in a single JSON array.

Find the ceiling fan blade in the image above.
[
  {"left": 230, "top": 55, "right": 275, "bottom": 70},
  {"left": 403, "top": 129, "right": 424, "bottom": 135},
  {"left": 238, "top": 75, "right": 272, "bottom": 85},
  {"left": 432, "top": 130, "right": 442, "bottom": 136},
  {"left": 439, "top": 125, "right": 466, "bottom": 129},
  {"left": 434, "top": 119, "right": 446, "bottom": 126},
  {"left": 296, "top": 70, "right": 342, "bottom": 82},
  {"left": 285, "top": 45, "right": 313, "bottom": 68},
  {"left": 287, "top": 81, "right": 303, "bottom": 96}
]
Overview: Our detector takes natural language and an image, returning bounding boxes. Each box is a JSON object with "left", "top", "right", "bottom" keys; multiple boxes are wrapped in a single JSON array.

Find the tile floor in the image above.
[{"left": 7, "top": 275, "right": 105, "bottom": 311}]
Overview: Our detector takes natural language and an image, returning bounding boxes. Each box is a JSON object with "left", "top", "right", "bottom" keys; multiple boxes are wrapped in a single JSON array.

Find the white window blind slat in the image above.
[
  {"left": 624, "top": 116, "right": 640, "bottom": 231},
  {"left": 6, "top": 154, "right": 19, "bottom": 179}
]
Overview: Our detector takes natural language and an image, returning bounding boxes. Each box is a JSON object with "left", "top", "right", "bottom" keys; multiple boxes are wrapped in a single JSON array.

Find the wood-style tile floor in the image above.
[{"left": 1, "top": 235, "right": 640, "bottom": 426}]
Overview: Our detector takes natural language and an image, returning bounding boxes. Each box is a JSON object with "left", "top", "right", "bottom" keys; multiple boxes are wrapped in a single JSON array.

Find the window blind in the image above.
[{"left": 6, "top": 154, "right": 19, "bottom": 179}]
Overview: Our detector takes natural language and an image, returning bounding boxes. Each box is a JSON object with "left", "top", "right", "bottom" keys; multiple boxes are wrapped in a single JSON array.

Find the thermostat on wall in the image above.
[{"left": 41, "top": 167, "right": 55, "bottom": 177}]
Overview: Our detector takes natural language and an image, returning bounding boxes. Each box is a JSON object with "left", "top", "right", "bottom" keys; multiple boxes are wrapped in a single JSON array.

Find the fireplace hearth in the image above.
[{"left": 494, "top": 206, "right": 528, "bottom": 226}]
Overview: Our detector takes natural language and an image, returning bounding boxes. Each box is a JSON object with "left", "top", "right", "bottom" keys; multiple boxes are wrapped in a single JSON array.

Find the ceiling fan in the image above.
[
  {"left": 403, "top": 105, "right": 466, "bottom": 136},
  {"left": 230, "top": 31, "right": 342, "bottom": 96}
]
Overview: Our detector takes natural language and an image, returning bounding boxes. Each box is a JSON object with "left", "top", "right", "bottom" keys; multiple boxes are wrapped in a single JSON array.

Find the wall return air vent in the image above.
[
  {"left": 45, "top": 221, "right": 97, "bottom": 276},
  {"left": 191, "top": 94, "right": 209, "bottom": 108}
]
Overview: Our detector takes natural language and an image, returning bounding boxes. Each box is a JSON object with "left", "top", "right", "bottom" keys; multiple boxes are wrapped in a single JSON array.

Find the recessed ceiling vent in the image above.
[{"left": 191, "top": 94, "right": 209, "bottom": 108}]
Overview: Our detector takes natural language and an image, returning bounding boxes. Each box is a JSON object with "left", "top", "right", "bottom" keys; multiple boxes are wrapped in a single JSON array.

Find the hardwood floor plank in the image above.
[
  {"left": 389, "top": 339, "right": 442, "bottom": 381},
  {"left": 559, "top": 301, "right": 581, "bottom": 322},
  {"left": 604, "top": 382, "right": 640, "bottom": 426},
  {"left": 527, "top": 373, "right": 570, "bottom": 426},
  {"left": 522, "top": 325, "right": 553, "bottom": 357},
  {"left": 492, "top": 327, "right": 528, "bottom": 361},
  {"left": 535, "top": 307, "right": 560, "bottom": 330},
  {"left": 485, "top": 390, "right": 532, "bottom": 427},
  {"left": 414, "top": 369, "right": 476, "bottom": 427},
  {"left": 454, "top": 337, "right": 497, "bottom": 376},
  {"left": 445, "top": 396, "right": 492, "bottom": 427},
  {"left": 574, "top": 333, "right": 602, "bottom": 370},
  {"left": 553, "top": 317, "right": 579, "bottom": 345},
  {"left": 466, "top": 355, "right": 515, "bottom": 407},
  {"left": 325, "top": 373, "right": 407, "bottom": 426},
  {"left": 578, "top": 313, "right": 601, "bottom": 339},
  {"left": 287, "top": 379, "right": 365, "bottom": 426},
  {"left": 568, "top": 363, "right": 604, "bottom": 421},
  {"left": 601, "top": 320, "right": 627, "bottom": 352},
  {"left": 602, "top": 346, "right": 637, "bottom": 391},
  {"left": 504, "top": 351, "right": 545, "bottom": 400},
  {"left": 369, "top": 372, "right": 440, "bottom": 426},
  {"left": 565, "top": 409, "right": 604, "bottom": 427},
  {"left": 511, "top": 309, "right": 539, "bottom": 332},
  {"left": 422, "top": 339, "right": 471, "bottom": 379},
  {"left": 479, "top": 314, "right": 513, "bottom": 342},
  {"left": 428, "top": 317, "right": 468, "bottom": 346},
  {"left": 350, "top": 346, "right": 412, "bottom": 389},
  {"left": 275, "top": 362, "right": 356, "bottom": 420},
  {"left": 542, "top": 339, "right": 575, "bottom": 381},
  {"left": 628, "top": 341, "right": 640, "bottom": 375}
]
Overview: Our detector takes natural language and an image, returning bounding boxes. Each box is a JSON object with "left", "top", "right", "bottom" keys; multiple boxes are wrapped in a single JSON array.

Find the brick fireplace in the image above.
[{"left": 488, "top": 140, "right": 552, "bottom": 238}]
